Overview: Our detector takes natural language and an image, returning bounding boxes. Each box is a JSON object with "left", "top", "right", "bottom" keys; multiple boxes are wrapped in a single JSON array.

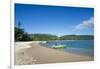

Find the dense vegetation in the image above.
[
  {"left": 15, "top": 27, "right": 32, "bottom": 41},
  {"left": 15, "top": 22, "right": 94, "bottom": 41},
  {"left": 30, "top": 34, "right": 58, "bottom": 41},
  {"left": 59, "top": 35, "right": 94, "bottom": 40}
]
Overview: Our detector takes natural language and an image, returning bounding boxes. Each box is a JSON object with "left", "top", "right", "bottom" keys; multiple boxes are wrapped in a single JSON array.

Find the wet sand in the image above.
[{"left": 14, "top": 42, "right": 93, "bottom": 65}]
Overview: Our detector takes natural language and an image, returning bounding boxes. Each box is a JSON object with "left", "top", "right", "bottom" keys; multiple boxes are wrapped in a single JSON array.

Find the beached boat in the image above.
[{"left": 52, "top": 45, "right": 66, "bottom": 49}]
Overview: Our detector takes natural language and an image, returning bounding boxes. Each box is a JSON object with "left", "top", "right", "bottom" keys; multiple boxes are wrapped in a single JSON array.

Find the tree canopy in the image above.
[{"left": 15, "top": 27, "right": 32, "bottom": 41}]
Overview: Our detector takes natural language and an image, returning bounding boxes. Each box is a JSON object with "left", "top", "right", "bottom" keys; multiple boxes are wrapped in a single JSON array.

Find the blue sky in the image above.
[{"left": 15, "top": 4, "right": 94, "bottom": 36}]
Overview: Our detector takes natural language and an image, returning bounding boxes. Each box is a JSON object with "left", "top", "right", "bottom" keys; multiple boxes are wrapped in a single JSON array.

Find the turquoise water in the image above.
[{"left": 46, "top": 40, "right": 94, "bottom": 57}]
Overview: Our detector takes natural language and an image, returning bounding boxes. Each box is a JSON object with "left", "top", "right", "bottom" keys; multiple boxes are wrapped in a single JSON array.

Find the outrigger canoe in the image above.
[{"left": 52, "top": 45, "right": 66, "bottom": 49}]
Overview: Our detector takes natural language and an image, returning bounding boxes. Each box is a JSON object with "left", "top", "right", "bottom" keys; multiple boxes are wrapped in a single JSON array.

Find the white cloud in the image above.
[{"left": 74, "top": 17, "right": 94, "bottom": 30}]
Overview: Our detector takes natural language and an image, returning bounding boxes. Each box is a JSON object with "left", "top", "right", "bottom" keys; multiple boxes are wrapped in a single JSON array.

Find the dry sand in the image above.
[{"left": 14, "top": 42, "right": 93, "bottom": 65}]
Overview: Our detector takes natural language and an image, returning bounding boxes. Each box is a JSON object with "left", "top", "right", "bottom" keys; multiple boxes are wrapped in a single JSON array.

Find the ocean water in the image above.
[{"left": 46, "top": 40, "right": 94, "bottom": 57}]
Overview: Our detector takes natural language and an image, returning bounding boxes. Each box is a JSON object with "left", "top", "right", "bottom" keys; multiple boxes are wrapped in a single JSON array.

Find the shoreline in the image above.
[{"left": 15, "top": 42, "right": 93, "bottom": 65}]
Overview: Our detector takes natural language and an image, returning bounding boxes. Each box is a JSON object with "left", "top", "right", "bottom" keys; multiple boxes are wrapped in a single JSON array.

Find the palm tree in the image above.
[{"left": 18, "top": 21, "right": 21, "bottom": 28}]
